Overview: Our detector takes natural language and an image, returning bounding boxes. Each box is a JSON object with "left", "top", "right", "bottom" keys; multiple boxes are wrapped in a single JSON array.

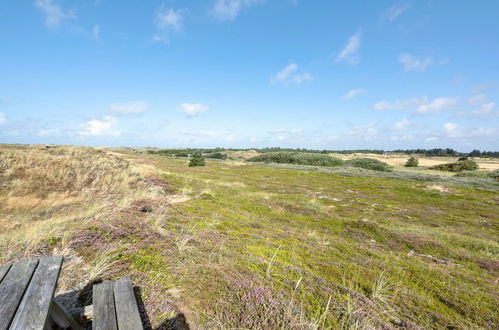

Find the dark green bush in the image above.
[
  {"left": 175, "top": 152, "right": 189, "bottom": 157},
  {"left": 405, "top": 156, "right": 419, "bottom": 167},
  {"left": 248, "top": 152, "right": 343, "bottom": 167},
  {"left": 344, "top": 158, "right": 392, "bottom": 172},
  {"left": 189, "top": 152, "right": 205, "bottom": 167},
  {"left": 204, "top": 152, "right": 228, "bottom": 160},
  {"left": 431, "top": 159, "right": 478, "bottom": 172}
]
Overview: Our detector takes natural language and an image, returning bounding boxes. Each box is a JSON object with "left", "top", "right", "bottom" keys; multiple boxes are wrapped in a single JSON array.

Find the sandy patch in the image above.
[{"left": 330, "top": 153, "right": 499, "bottom": 171}]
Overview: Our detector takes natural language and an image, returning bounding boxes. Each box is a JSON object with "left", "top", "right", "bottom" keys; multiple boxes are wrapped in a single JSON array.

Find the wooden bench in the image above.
[
  {"left": 92, "top": 277, "right": 143, "bottom": 330},
  {"left": 0, "top": 256, "right": 82, "bottom": 330}
]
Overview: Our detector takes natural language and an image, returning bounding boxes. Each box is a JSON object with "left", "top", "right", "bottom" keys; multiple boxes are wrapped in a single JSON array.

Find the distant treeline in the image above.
[
  {"left": 392, "top": 149, "right": 499, "bottom": 158},
  {"left": 147, "top": 147, "right": 499, "bottom": 158}
]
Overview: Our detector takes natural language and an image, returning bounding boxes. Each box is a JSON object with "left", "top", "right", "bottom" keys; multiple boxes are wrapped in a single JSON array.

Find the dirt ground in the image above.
[{"left": 330, "top": 153, "right": 499, "bottom": 171}]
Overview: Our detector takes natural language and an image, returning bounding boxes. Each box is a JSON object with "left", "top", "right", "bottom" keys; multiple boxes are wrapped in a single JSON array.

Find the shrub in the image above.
[
  {"left": 344, "top": 158, "right": 392, "bottom": 172},
  {"left": 431, "top": 159, "right": 478, "bottom": 172},
  {"left": 175, "top": 152, "right": 189, "bottom": 157},
  {"left": 455, "top": 170, "right": 499, "bottom": 180},
  {"left": 248, "top": 152, "right": 343, "bottom": 167},
  {"left": 189, "top": 152, "right": 206, "bottom": 167},
  {"left": 405, "top": 156, "right": 419, "bottom": 167},
  {"left": 205, "top": 152, "right": 228, "bottom": 160}
]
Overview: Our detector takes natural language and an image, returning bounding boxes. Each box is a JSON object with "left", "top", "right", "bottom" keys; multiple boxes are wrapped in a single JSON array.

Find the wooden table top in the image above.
[{"left": 0, "top": 256, "right": 63, "bottom": 330}]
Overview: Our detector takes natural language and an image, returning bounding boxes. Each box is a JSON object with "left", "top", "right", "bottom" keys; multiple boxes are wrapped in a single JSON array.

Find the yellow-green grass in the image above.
[{"left": 1, "top": 145, "right": 498, "bottom": 329}]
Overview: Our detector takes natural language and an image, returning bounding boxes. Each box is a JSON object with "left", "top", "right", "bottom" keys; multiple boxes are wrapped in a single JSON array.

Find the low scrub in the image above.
[
  {"left": 344, "top": 158, "right": 392, "bottom": 172},
  {"left": 431, "top": 159, "right": 478, "bottom": 172},
  {"left": 248, "top": 152, "right": 343, "bottom": 167},
  {"left": 455, "top": 170, "right": 499, "bottom": 180},
  {"left": 204, "top": 152, "right": 228, "bottom": 160}
]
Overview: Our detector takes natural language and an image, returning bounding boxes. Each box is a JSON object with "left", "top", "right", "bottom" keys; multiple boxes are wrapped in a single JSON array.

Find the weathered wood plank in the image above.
[
  {"left": 114, "top": 277, "right": 143, "bottom": 330},
  {"left": 9, "top": 256, "right": 63, "bottom": 330},
  {"left": 0, "top": 263, "right": 11, "bottom": 284},
  {"left": 93, "top": 281, "right": 117, "bottom": 330},
  {"left": 47, "top": 300, "right": 84, "bottom": 330},
  {"left": 0, "top": 259, "right": 38, "bottom": 330}
]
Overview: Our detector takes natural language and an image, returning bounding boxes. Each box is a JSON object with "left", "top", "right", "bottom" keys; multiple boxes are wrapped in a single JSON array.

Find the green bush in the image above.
[
  {"left": 455, "top": 170, "right": 499, "bottom": 180},
  {"left": 175, "top": 152, "right": 189, "bottom": 157},
  {"left": 405, "top": 156, "right": 419, "bottom": 167},
  {"left": 344, "top": 158, "right": 392, "bottom": 172},
  {"left": 204, "top": 152, "right": 228, "bottom": 160},
  {"left": 431, "top": 159, "right": 478, "bottom": 172},
  {"left": 189, "top": 152, "right": 205, "bottom": 167},
  {"left": 248, "top": 152, "right": 343, "bottom": 167}
]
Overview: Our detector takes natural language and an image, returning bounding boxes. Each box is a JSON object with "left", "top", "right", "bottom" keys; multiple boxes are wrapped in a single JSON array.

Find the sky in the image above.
[{"left": 0, "top": 0, "right": 498, "bottom": 151}]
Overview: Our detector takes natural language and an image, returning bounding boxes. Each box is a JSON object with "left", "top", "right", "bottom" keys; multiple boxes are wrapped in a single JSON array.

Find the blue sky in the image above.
[{"left": 0, "top": 0, "right": 498, "bottom": 151}]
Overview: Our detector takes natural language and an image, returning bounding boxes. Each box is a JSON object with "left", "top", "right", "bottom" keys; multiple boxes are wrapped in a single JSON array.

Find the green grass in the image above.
[
  {"left": 248, "top": 151, "right": 344, "bottom": 167},
  {"left": 1, "top": 146, "right": 498, "bottom": 328},
  {"left": 118, "top": 153, "right": 498, "bottom": 328}
]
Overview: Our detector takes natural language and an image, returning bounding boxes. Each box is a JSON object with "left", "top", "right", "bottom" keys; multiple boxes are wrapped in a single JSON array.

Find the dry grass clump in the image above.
[{"left": 0, "top": 145, "right": 141, "bottom": 198}]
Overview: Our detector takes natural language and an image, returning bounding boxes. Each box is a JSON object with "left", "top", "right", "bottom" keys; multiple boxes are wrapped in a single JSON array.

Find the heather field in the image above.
[{"left": 1, "top": 145, "right": 498, "bottom": 329}]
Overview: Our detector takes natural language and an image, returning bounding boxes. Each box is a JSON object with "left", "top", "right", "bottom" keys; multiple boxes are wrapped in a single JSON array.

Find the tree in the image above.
[
  {"left": 405, "top": 156, "right": 419, "bottom": 167},
  {"left": 189, "top": 152, "right": 205, "bottom": 167}
]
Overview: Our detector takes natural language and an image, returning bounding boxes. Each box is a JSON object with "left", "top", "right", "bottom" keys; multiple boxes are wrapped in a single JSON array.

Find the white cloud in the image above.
[
  {"left": 392, "top": 118, "right": 410, "bottom": 130},
  {"left": 108, "top": 101, "right": 148, "bottom": 114},
  {"left": 213, "top": 0, "right": 262, "bottom": 21},
  {"left": 270, "top": 63, "right": 313, "bottom": 85},
  {"left": 374, "top": 96, "right": 458, "bottom": 115},
  {"left": 468, "top": 94, "right": 487, "bottom": 104},
  {"left": 399, "top": 53, "right": 434, "bottom": 72},
  {"left": 0, "top": 112, "right": 5, "bottom": 125},
  {"left": 373, "top": 97, "right": 427, "bottom": 110},
  {"left": 34, "top": 0, "right": 76, "bottom": 27},
  {"left": 335, "top": 30, "right": 361, "bottom": 64},
  {"left": 383, "top": 1, "right": 411, "bottom": 21},
  {"left": 441, "top": 123, "right": 496, "bottom": 139},
  {"left": 443, "top": 122, "right": 460, "bottom": 137},
  {"left": 180, "top": 103, "right": 208, "bottom": 117},
  {"left": 343, "top": 89, "right": 367, "bottom": 99},
  {"left": 346, "top": 122, "right": 378, "bottom": 140},
  {"left": 92, "top": 25, "right": 100, "bottom": 39},
  {"left": 472, "top": 102, "right": 495, "bottom": 115},
  {"left": 415, "top": 97, "right": 458, "bottom": 114},
  {"left": 155, "top": 5, "right": 184, "bottom": 31},
  {"left": 79, "top": 116, "right": 120, "bottom": 137}
]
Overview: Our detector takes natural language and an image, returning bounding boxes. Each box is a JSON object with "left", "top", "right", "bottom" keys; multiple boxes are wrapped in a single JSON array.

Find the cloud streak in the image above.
[
  {"left": 34, "top": 0, "right": 76, "bottom": 27},
  {"left": 213, "top": 0, "right": 262, "bottom": 21},
  {"left": 270, "top": 63, "right": 313, "bottom": 85},
  {"left": 108, "top": 101, "right": 148, "bottom": 114},
  {"left": 180, "top": 103, "right": 208, "bottom": 117},
  {"left": 335, "top": 30, "right": 361, "bottom": 64},
  {"left": 383, "top": 1, "right": 411, "bottom": 21},
  {"left": 343, "top": 89, "right": 367, "bottom": 99}
]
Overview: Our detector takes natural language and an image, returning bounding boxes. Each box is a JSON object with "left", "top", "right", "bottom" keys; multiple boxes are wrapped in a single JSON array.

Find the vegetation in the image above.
[
  {"left": 344, "top": 158, "right": 392, "bottom": 172},
  {"left": 455, "top": 169, "right": 499, "bottom": 180},
  {"left": 189, "top": 152, "right": 206, "bottom": 167},
  {"left": 1, "top": 145, "right": 498, "bottom": 328},
  {"left": 405, "top": 156, "right": 419, "bottom": 167},
  {"left": 204, "top": 152, "right": 228, "bottom": 160},
  {"left": 431, "top": 159, "right": 479, "bottom": 172},
  {"left": 248, "top": 152, "right": 344, "bottom": 167}
]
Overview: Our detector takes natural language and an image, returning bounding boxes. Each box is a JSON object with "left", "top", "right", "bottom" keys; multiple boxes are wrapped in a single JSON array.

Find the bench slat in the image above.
[
  {"left": 9, "top": 256, "right": 63, "bottom": 330},
  {"left": 0, "top": 259, "right": 38, "bottom": 330},
  {"left": 0, "top": 263, "right": 11, "bottom": 284},
  {"left": 114, "top": 277, "right": 143, "bottom": 330},
  {"left": 93, "top": 281, "right": 118, "bottom": 330}
]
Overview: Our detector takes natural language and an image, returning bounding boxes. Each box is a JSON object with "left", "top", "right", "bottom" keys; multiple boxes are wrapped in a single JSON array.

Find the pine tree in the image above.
[
  {"left": 405, "top": 156, "right": 418, "bottom": 167},
  {"left": 189, "top": 152, "right": 205, "bottom": 167}
]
